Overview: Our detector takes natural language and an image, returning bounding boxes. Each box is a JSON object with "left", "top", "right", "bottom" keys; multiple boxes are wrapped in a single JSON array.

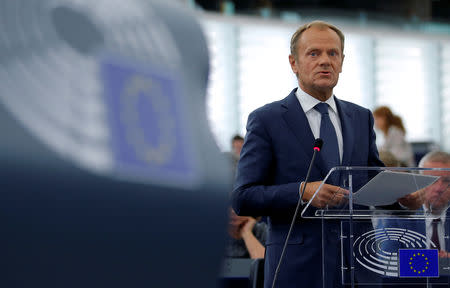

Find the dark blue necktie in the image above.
[
  {"left": 431, "top": 218, "right": 441, "bottom": 250},
  {"left": 314, "top": 102, "right": 340, "bottom": 172}
]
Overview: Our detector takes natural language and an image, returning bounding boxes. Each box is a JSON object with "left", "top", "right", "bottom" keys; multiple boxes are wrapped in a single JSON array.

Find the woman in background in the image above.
[{"left": 373, "top": 106, "right": 415, "bottom": 167}]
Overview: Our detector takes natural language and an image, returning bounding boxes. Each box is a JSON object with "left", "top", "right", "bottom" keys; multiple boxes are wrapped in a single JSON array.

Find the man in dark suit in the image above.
[{"left": 232, "top": 20, "right": 384, "bottom": 288}]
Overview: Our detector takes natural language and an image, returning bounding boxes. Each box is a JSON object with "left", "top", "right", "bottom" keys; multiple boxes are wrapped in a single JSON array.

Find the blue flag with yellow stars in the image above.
[
  {"left": 100, "top": 57, "right": 199, "bottom": 188},
  {"left": 398, "top": 249, "right": 439, "bottom": 277}
]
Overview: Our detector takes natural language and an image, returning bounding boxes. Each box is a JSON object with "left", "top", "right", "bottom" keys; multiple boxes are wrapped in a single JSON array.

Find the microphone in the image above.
[
  {"left": 271, "top": 138, "right": 323, "bottom": 288},
  {"left": 299, "top": 138, "right": 323, "bottom": 204}
]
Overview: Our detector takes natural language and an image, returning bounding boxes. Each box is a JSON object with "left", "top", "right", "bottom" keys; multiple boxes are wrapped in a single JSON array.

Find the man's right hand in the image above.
[{"left": 300, "top": 181, "right": 349, "bottom": 208}]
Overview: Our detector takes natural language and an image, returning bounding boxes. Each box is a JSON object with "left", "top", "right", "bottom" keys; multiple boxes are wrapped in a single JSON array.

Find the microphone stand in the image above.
[{"left": 271, "top": 139, "right": 322, "bottom": 288}]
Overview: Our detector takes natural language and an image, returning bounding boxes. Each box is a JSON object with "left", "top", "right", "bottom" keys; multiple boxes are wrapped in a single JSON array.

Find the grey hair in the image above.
[
  {"left": 418, "top": 151, "right": 450, "bottom": 168},
  {"left": 290, "top": 20, "right": 345, "bottom": 59}
]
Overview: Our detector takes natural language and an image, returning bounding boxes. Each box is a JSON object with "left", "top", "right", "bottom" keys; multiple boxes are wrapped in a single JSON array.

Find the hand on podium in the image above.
[{"left": 300, "top": 181, "right": 349, "bottom": 208}]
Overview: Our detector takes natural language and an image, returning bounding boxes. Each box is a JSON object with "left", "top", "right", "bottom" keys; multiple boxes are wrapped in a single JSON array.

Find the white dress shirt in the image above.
[{"left": 295, "top": 87, "right": 343, "bottom": 163}]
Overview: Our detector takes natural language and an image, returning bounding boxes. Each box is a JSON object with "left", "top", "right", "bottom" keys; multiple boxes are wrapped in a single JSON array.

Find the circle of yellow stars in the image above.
[
  {"left": 119, "top": 75, "right": 176, "bottom": 166},
  {"left": 409, "top": 253, "right": 429, "bottom": 274}
]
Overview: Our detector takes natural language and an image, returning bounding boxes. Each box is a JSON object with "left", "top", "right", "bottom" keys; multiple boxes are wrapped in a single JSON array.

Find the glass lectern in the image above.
[{"left": 301, "top": 167, "right": 450, "bottom": 287}]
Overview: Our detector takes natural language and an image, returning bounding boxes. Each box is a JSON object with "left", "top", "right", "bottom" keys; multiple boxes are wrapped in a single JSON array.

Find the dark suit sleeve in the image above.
[{"left": 232, "top": 110, "right": 300, "bottom": 217}]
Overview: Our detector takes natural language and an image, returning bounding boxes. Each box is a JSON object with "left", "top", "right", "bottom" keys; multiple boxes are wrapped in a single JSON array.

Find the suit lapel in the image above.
[
  {"left": 335, "top": 97, "right": 355, "bottom": 167},
  {"left": 281, "top": 89, "right": 326, "bottom": 177}
]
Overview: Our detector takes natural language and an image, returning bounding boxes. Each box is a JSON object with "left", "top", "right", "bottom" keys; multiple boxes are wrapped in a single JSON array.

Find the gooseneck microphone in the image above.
[
  {"left": 271, "top": 138, "right": 323, "bottom": 288},
  {"left": 299, "top": 138, "right": 323, "bottom": 204}
]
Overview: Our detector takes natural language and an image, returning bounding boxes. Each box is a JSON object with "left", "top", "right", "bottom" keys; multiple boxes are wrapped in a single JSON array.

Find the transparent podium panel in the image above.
[{"left": 301, "top": 167, "right": 450, "bottom": 287}]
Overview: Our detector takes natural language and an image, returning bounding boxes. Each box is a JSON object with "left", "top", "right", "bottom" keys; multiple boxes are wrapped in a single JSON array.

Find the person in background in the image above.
[
  {"left": 231, "top": 134, "right": 244, "bottom": 158},
  {"left": 400, "top": 151, "right": 450, "bottom": 222},
  {"left": 378, "top": 151, "right": 402, "bottom": 167},
  {"left": 230, "top": 135, "right": 244, "bottom": 174},
  {"left": 420, "top": 151, "right": 450, "bottom": 214},
  {"left": 373, "top": 106, "right": 415, "bottom": 167},
  {"left": 380, "top": 151, "right": 450, "bottom": 242},
  {"left": 227, "top": 134, "right": 266, "bottom": 259},
  {"left": 225, "top": 208, "right": 266, "bottom": 259},
  {"left": 379, "top": 151, "right": 450, "bottom": 287}
]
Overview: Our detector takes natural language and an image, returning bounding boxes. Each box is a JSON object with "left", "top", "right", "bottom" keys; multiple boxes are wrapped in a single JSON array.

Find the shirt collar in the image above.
[
  {"left": 423, "top": 204, "right": 448, "bottom": 223},
  {"left": 295, "top": 87, "right": 338, "bottom": 114}
]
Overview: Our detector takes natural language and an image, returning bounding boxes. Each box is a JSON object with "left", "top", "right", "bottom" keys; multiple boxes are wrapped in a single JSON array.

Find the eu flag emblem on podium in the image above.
[{"left": 398, "top": 249, "right": 439, "bottom": 277}]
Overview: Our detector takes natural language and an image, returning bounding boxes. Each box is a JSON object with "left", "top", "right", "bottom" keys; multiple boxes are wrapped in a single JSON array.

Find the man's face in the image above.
[
  {"left": 289, "top": 26, "right": 344, "bottom": 100},
  {"left": 423, "top": 161, "right": 450, "bottom": 213}
]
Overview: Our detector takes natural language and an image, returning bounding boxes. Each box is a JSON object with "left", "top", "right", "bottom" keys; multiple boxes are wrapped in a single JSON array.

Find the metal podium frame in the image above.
[{"left": 301, "top": 166, "right": 450, "bottom": 287}]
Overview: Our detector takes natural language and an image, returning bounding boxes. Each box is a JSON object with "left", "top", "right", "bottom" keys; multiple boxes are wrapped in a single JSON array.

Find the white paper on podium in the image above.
[{"left": 351, "top": 170, "right": 439, "bottom": 206}]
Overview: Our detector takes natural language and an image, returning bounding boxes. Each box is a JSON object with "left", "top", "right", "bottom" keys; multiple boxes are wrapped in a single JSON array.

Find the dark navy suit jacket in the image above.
[{"left": 232, "top": 88, "right": 383, "bottom": 288}]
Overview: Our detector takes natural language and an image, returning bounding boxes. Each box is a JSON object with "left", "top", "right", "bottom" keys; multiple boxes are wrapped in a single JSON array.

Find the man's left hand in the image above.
[{"left": 398, "top": 189, "right": 425, "bottom": 210}]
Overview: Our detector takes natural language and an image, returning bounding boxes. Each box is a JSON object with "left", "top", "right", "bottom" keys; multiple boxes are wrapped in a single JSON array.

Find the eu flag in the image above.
[
  {"left": 100, "top": 57, "right": 199, "bottom": 188},
  {"left": 398, "top": 249, "right": 439, "bottom": 277}
]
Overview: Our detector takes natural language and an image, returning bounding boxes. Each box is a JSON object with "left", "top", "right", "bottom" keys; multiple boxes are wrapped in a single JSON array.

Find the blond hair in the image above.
[{"left": 290, "top": 20, "right": 345, "bottom": 59}]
